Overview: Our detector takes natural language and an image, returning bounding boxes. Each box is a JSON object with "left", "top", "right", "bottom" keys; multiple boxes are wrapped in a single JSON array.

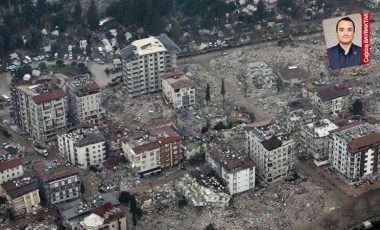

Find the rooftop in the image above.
[
  {"left": 303, "top": 119, "right": 338, "bottom": 138},
  {"left": 66, "top": 74, "right": 100, "bottom": 97},
  {"left": 0, "top": 158, "right": 22, "bottom": 172},
  {"left": 332, "top": 123, "right": 379, "bottom": 149},
  {"left": 16, "top": 80, "right": 66, "bottom": 104},
  {"left": 177, "top": 110, "right": 207, "bottom": 126},
  {"left": 248, "top": 119, "right": 294, "bottom": 151},
  {"left": 313, "top": 83, "right": 350, "bottom": 101},
  {"left": 34, "top": 163, "right": 79, "bottom": 183},
  {"left": 59, "top": 125, "right": 105, "bottom": 147},
  {"left": 209, "top": 150, "right": 255, "bottom": 172},
  {"left": 120, "top": 34, "right": 179, "bottom": 61},
  {"left": 2, "top": 176, "right": 39, "bottom": 199},
  {"left": 162, "top": 72, "right": 194, "bottom": 90}
]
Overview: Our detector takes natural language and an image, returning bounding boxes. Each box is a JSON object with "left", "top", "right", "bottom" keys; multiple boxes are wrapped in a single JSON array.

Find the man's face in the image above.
[{"left": 336, "top": 20, "right": 355, "bottom": 45}]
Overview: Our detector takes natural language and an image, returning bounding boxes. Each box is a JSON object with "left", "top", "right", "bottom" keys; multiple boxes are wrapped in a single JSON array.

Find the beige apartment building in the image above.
[{"left": 120, "top": 34, "right": 179, "bottom": 97}]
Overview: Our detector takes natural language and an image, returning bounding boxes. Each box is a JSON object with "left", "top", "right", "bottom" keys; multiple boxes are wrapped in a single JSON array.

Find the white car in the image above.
[
  {"left": 64, "top": 54, "right": 68, "bottom": 59},
  {"left": 77, "top": 55, "right": 81, "bottom": 60}
]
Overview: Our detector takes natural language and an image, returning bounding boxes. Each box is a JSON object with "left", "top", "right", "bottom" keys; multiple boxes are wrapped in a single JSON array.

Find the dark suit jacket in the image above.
[{"left": 327, "top": 43, "right": 362, "bottom": 70}]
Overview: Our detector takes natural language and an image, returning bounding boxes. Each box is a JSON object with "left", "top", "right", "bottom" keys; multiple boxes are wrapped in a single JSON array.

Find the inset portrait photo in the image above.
[{"left": 322, "top": 13, "right": 370, "bottom": 70}]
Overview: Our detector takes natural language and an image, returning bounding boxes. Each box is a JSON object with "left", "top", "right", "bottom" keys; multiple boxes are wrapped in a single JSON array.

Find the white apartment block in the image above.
[
  {"left": 66, "top": 74, "right": 101, "bottom": 126},
  {"left": 206, "top": 150, "right": 255, "bottom": 195},
  {"left": 0, "top": 159, "right": 24, "bottom": 185},
  {"left": 2, "top": 177, "right": 41, "bottom": 217},
  {"left": 122, "top": 136, "right": 161, "bottom": 175},
  {"left": 57, "top": 125, "right": 106, "bottom": 169},
  {"left": 161, "top": 72, "right": 195, "bottom": 109},
  {"left": 328, "top": 122, "right": 380, "bottom": 184},
  {"left": 300, "top": 119, "right": 338, "bottom": 162},
  {"left": 245, "top": 119, "right": 295, "bottom": 184},
  {"left": 120, "top": 34, "right": 180, "bottom": 97},
  {"left": 35, "top": 164, "right": 80, "bottom": 205},
  {"left": 15, "top": 80, "right": 67, "bottom": 144}
]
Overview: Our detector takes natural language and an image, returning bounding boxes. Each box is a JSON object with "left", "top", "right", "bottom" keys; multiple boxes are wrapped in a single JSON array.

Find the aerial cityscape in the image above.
[{"left": 1, "top": 0, "right": 380, "bottom": 229}]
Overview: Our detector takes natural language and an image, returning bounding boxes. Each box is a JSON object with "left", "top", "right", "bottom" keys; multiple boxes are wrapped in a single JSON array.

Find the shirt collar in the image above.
[{"left": 338, "top": 43, "right": 354, "bottom": 56}]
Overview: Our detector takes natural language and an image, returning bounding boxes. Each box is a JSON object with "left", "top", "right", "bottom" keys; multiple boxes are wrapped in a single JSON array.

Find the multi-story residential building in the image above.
[
  {"left": 66, "top": 74, "right": 101, "bottom": 126},
  {"left": 206, "top": 149, "right": 255, "bottom": 195},
  {"left": 35, "top": 164, "right": 80, "bottom": 205},
  {"left": 149, "top": 126, "right": 181, "bottom": 169},
  {"left": 1, "top": 176, "right": 41, "bottom": 217},
  {"left": 120, "top": 34, "right": 180, "bottom": 97},
  {"left": 300, "top": 119, "right": 338, "bottom": 164},
  {"left": 0, "top": 158, "right": 23, "bottom": 185},
  {"left": 122, "top": 134, "right": 161, "bottom": 176},
  {"left": 302, "top": 82, "right": 351, "bottom": 117},
  {"left": 57, "top": 124, "right": 106, "bottom": 169},
  {"left": 176, "top": 110, "right": 207, "bottom": 133},
  {"left": 286, "top": 109, "right": 317, "bottom": 132},
  {"left": 328, "top": 122, "right": 380, "bottom": 184},
  {"left": 99, "top": 123, "right": 128, "bottom": 155},
  {"left": 161, "top": 72, "right": 195, "bottom": 109},
  {"left": 14, "top": 79, "right": 67, "bottom": 144},
  {"left": 245, "top": 119, "right": 295, "bottom": 184},
  {"left": 79, "top": 202, "right": 128, "bottom": 230}
]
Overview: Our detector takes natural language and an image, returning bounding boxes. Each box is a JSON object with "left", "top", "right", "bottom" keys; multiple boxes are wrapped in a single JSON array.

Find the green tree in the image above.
[
  {"left": 56, "top": 59, "right": 64, "bottom": 66},
  {"left": 204, "top": 223, "right": 217, "bottom": 230},
  {"left": 87, "top": 0, "right": 99, "bottom": 31},
  {"left": 72, "top": 0, "right": 83, "bottom": 24},
  {"left": 278, "top": 0, "right": 294, "bottom": 9},
  {"left": 14, "top": 64, "right": 32, "bottom": 82},
  {"left": 351, "top": 99, "right": 364, "bottom": 115},
  {"left": 119, "top": 191, "right": 133, "bottom": 204},
  {"left": 205, "top": 83, "right": 211, "bottom": 104},
  {"left": 80, "top": 183, "right": 85, "bottom": 194},
  {"left": 256, "top": 0, "right": 267, "bottom": 20},
  {"left": 221, "top": 78, "right": 225, "bottom": 110},
  {"left": 38, "top": 62, "right": 47, "bottom": 71}
]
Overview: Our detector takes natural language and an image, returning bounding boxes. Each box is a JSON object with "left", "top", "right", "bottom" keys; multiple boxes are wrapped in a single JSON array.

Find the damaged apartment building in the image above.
[
  {"left": 122, "top": 125, "right": 181, "bottom": 176},
  {"left": 206, "top": 148, "right": 255, "bottom": 195},
  {"left": 303, "top": 82, "right": 351, "bottom": 118},
  {"left": 245, "top": 119, "right": 295, "bottom": 184},
  {"left": 300, "top": 119, "right": 338, "bottom": 166},
  {"left": 328, "top": 122, "right": 380, "bottom": 184},
  {"left": 65, "top": 74, "right": 102, "bottom": 126},
  {"left": 57, "top": 124, "right": 106, "bottom": 169},
  {"left": 12, "top": 79, "right": 67, "bottom": 145},
  {"left": 161, "top": 72, "right": 195, "bottom": 109},
  {"left": 120, "top": 34, "right": 180, "bottom": 97}
]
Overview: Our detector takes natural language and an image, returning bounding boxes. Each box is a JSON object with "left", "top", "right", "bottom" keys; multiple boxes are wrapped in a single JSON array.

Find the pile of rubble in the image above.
[{"left": 139, "top": 179, "right": 336, "bottom": 230}]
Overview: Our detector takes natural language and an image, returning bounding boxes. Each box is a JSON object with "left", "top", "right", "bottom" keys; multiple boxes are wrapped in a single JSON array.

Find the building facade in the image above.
[
  {"left": 245, "top": 119, "right": 295, "bottom": 184},
  {"left": 120, "top": 35, "right": 180, "bottom": 97},
  {"left": 0, "top": 159, "right": 24, "bottom": 185},
  {"left": 57, "top": 124, "right": 106, "bottom": 169},
  {"left": 149, "top": 126, "right": 182, "bottom": 169},
  {"left": 328, "top": 122, "right": 380, "bottom": 184},
  {"left": 300, "top": 119, "right": 338, "bottom": 162},
  {"left": 1, "top": 176, "right": 41, "bottom": 217},
  {"left": 66, "top": 74, "right": 101, "bottom": 126},
  {"left": 303, "top": 83, "right": 351, "bottom": 117},
  {"left": 161, "top": 72, "right": 195, "bottom": 109},
  {"left": 206, "top": 150, "right": 255, "bottom": 195},
  {"left": 14, "top": 80, "right": 67, "bottom": 144},
  {"left": 122, "top": 135, "right": 161, "bottom": 175},
  {"left": 35, "top": 164, "right": 81, "bottom": 205}
]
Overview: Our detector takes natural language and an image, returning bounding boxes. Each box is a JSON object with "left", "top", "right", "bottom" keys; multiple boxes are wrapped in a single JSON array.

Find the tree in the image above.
[
  {"left": 221, "top": 78, "right": 226, "bottom": 110},
  {"left": 178, "top": 195, "right": 188, "bottom": 208},
  {"left": 205, "top": 83, "right": 211, "bottom": 104},
  {"left": 89, "top": 165, "right": 98, "bottom": 172},
  {"left": 256, "top": 0, "right": 267, "bottom": 20},
  {"left": 56, "top": 59, "right": 64, "bottom": 66},
  {"left": 72, "top": 0, "right": 83, "bottom": 24},
  {"left": 204, "top": 223, "right": 217, "bottom": 230},
  {"left": 351, "top": 99, "right": 364, "bottom": 115},
  {"left": 71, "top": 61, "right": 77, "bottom": 67},
  {"left": 39, "top": 62, "right": 47, "bottom": 71},
  {"left": 214, "top": 121, "right": 226, "bottom": 130},
  {"left": 80, "top": 183, "right": 85, "bottom": 194},
  {"left": 87, "top": 0, "right": 99, "bottom": 31},
  {"left": 119, "top": 191, "right": 133, "bottom": 204}
]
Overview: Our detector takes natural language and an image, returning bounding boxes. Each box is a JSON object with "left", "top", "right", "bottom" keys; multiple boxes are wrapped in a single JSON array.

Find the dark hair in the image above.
[{"left": 336, "top": 17, "right": 355, "bottom": 32}]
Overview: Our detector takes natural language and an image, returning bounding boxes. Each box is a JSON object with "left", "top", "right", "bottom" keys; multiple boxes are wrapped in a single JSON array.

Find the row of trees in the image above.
[{"left": 0, "top": 0, "right": 99, "bottom": 56}]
